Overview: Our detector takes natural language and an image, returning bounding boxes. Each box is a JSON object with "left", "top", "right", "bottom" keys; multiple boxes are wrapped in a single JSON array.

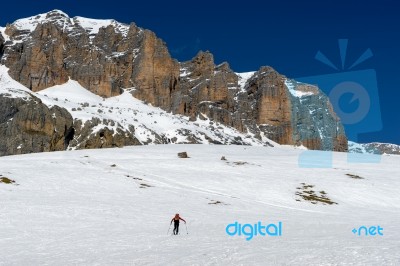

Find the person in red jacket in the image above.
[{"left": 171, "top": 213, "right": 186, "bottom": 235}]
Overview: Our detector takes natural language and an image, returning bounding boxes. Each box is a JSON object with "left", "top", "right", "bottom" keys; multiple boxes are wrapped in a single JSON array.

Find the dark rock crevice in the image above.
[
  {"left": 64, "top": 126, "right": 75, "bottom": 149},
  {"left": 0, "top": 33, "right": 4, "bottom": 61}
]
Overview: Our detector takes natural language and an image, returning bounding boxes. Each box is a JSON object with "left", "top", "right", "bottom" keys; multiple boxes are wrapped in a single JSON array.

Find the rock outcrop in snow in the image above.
[
  {"left": 0, "top": 93, "right": 74, "bottom": 156},
  {"left": 348, "top": 141, "right": 400, "bottom": 155},
  {"left": 0, "top": 10, "right": 348, "bottom": 153}
]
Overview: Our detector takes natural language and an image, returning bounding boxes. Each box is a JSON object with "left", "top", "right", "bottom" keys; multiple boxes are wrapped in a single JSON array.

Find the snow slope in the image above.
[
  {"left": 34, "top": 79, "right": 270, "bottom": 146},
  {"left": 285, "top": 79, "right": 315, "bottom": 98},
  {"left": 0, "top": 65, "right": 33, "bottom": 99},
  {"left": 236, "top": 71, "right": 255, "bottom": 91},
  {"left": 0, "top": 26, "right": 10, "bottom": 42},
  {"left": 0, "top": 145, "right": 399, "bottom": 265},
  {"left": 74, "top": 16, "right": 129, "bottom": 37},
  {"left": 10, "top": 9, "right": 129, "bottom": 35}
]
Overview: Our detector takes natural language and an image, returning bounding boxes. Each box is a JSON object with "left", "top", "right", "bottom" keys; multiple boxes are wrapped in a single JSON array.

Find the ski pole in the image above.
[
  {"left": 185, "top": 223, "right": 188, "bottom": 234},
  {"left": 167, "top": 223, "right": 172, "bottom": 235}
]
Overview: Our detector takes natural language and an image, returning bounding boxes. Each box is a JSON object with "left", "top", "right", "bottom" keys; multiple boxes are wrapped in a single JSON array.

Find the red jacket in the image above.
[{"left": 171, "top": 215, "right": 186, "bottom": 223}]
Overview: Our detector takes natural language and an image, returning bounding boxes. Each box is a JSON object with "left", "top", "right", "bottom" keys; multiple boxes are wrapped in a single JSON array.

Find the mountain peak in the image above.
[
  {"left": 46, "top": 9, "right": 70, "bottom": 18},
  {"left": 10, "top": 9, "right": 71, "bottom": 33},
  {"left": 3, "top": 10, "right": 130, "bottom": 42}
]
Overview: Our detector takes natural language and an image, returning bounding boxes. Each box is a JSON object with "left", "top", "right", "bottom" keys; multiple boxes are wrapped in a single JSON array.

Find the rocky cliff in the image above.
[
  {"left": 0, "top": 64, "right": 270, "bottom": 156},
  {"left": 0, "top": 10, "right": 348, "bottom": 154},
  {"left": 1, "top": 11, "right": 179, "bottom": 100},
  {"left": 175, "top": 52, "right": 347, "bottom": 151},
  {"left": 0, "top": 92, "right": 73, "bottom": 156},
  {"left": 348, "top": 141, "right": 400, "bottom": 155}
]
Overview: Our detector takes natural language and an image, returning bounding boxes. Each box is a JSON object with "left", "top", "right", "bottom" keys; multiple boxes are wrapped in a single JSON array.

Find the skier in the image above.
[{"left": 170, "top": 213, "right": 186, "bottom": 235}]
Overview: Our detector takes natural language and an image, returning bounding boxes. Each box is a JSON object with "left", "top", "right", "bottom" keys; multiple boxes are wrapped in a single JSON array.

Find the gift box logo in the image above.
[{"left": 296, "top": 39, "right": 382, "bottom": 167}]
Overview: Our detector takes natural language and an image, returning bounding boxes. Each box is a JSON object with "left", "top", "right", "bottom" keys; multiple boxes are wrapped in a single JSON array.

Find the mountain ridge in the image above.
[
  {"left": 0, "top": 64, "right": 274, "bottom": 156},
  {"left": 0, "top": 10, "right": 348, "bottom": 155}
]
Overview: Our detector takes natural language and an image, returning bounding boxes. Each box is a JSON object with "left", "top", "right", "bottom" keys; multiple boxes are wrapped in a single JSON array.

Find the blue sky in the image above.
[{"left": 1, "top": 0, "right": 399, "bottom": 145}]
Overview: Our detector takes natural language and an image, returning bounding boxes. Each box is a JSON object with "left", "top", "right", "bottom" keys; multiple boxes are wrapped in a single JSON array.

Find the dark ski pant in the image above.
[{"left": 173, "top": 220, "right": 179, "bottom": 235}]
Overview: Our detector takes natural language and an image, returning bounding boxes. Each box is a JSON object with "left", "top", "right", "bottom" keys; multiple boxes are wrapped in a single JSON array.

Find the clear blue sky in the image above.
[{"left": 1, "top": 0, "right": 399, "bottom": 145}]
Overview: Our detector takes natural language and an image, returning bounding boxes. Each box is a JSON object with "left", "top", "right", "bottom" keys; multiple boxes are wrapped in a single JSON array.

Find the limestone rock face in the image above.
[
  {"left": 2, "top": 10, "right": 178, "bottom": 100},
  {"left": 0, "top": 94, "right": 74, "bottom": 156},
  {"left": 285, "top": 79, "right": 347, "bottom": 151},
  {"left": 131, "top": 30, "right": 180, "bottom": 110},
  {"left": 177, "top": 51, "right": 238, "bottom": 123},
  {"left": 243, "top": 67, "right": 294, "bottom": 145},
  {"left": 176, "top": 55, "right": 347, "bottom": 151},
  {"left": 0, "top": 10, "right": 348, "bottom": 152}
]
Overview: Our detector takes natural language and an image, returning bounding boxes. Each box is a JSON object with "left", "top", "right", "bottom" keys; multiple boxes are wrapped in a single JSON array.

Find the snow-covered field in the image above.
[{"left": 1, "top": 145, "right": 399, "bottom": 265}]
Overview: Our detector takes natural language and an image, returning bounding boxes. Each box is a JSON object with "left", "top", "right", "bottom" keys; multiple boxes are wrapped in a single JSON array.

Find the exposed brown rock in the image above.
[
  {"left": 131, "top": 30, "right": 180, "bottom": 109},
  {"left": 247, "top": 66, "right": 294, "bottom": 145}
]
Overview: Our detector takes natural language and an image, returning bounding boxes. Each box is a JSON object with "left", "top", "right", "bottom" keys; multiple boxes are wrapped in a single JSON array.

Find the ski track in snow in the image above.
[
  {"left": 1, "top": 145, "right": 399, "bottom": 265},
  {"left": 94, "top": 158, "right": 325, "bottom": 214}
]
